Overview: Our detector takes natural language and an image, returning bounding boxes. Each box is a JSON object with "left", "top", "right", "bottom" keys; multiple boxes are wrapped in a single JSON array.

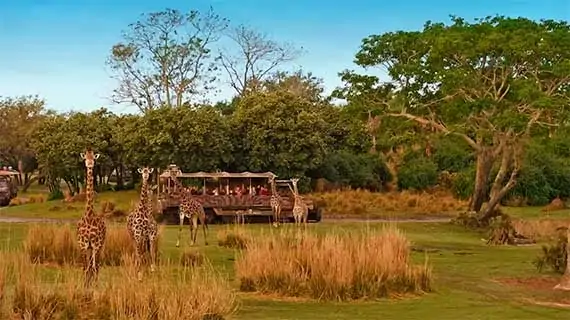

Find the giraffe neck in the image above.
[
  {"left": 271, "top": 181, "right": 279, "bottom": 198},
  {"left": 138, "top": 178, "right": 149, "bottom": 214},
  {"left": 292, "top": 184, "right": 302, "bottom": 206},
  {"left": 85, "top": 166, "right": 94, "bottom": 217}
]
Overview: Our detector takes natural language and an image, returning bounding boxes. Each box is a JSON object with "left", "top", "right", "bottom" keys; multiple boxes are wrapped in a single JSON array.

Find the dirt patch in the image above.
[{"left": 495, "top": 276, "right": 560, "bottom": 291}]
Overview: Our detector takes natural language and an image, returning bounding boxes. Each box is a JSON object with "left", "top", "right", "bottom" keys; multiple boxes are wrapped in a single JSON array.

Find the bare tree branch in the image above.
[
  {"left": 219, "top": 25, "right": 302, "bottom": 96},
  {"left": 107, "top": 7, "right": 228, "bottom": 113}
]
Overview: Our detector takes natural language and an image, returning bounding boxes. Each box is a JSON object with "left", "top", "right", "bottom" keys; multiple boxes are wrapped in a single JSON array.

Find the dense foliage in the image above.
[{"left": 1, "top": 13, "right": 569, "bottom": 211}]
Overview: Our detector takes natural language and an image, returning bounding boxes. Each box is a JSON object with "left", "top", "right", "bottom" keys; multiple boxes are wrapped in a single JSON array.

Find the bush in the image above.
[
  {"left": 47, "top": 188, "right": 64, "bottom": 201},
  {"left": 313, "top": 151, "right": 392, "bottom": 190},
  {"left": 452, "top": 167, "right": 476, "bottom": 200},
  {"left": 398, "top": 156, "right": 438, "bottom": 191},
  {"left": 534, "top": 227, "right": 568, "bottom": 274},
  {"left": 235, "top": 228, "right": 432, "bottom": 301},
  {"left": 432, "top": 136, "right": 474, "bottom": 172}
]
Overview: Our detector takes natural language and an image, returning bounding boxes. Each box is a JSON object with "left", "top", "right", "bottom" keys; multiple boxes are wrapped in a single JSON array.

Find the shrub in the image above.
[
  {"left": 235, "top": 228, "right": 432, "bottom": 301},
  {"left": 452, "top": 167, "right": 476, "bottom": 200},
  {"left": 47, "top": 189, "right": 64, "bottom": 201},
  {"left": 398, "top": 156, "right": 438, "bottom": 191},
  {"left": 432, "top": 136, "right": 474, "bottom": 173},
  {"left": 313, "top": 151, "right": 392, "bottom": 190},
  {"left": 534, "top": 227, "right": 568, "bottom": 274}
]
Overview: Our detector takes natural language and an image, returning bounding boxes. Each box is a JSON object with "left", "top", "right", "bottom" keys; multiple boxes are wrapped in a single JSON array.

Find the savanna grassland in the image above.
[{"left": 1, "top": 186, "right": 570, "bottom": 319}]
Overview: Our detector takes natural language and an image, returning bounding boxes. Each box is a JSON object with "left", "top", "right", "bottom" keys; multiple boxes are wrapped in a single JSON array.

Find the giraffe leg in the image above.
[
  {"left": 201, "top": 215, "right": 209, "bottom": 246},
  {"left": 190, "top": 215, "right": 198, "bottom": 246},
  {"left": 277, "top": 206, "right": 282, "bottom": 227},
  {"left": 176, "top": 213, "right": 184, "bottom": 248},
  {"left": 134, "top": 240, "right": 145, "bottom": 281},
  {"left": 149, "top": 236, "right": 157, "bottom": 273}
]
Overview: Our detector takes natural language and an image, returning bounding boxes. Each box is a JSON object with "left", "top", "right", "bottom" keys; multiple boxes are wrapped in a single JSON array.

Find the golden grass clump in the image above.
[
  {"left": 0, "top": 252, "right": 236, "bottom": 320},
  {"left": 217, "top": 227, "right": 252, "bottom": 249},
  {"left": 235, "top": 227, "right": 432, "bottom": 301},
  {"left": 512, "top": 218, "right": 570, "bottom": 241},
  {"left": 309, "top": 189, "right": 467, "bottom": 218},
  {"left": 23, "top": 224, "right": 136, "bottom": 266}
]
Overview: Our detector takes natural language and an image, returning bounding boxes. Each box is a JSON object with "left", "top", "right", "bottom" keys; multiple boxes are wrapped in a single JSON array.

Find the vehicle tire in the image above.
[
  {"left": 204, "top": 208, "right": 217, "bottom": 225},
  {"left": 310, "top": 206, "right": 323, "bottom": 223},
  {"left": 0, "top": 198, "right": 9, "bottom": 207}
]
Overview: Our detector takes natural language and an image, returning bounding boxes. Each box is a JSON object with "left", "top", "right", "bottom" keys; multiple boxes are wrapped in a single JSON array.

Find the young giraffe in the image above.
[
  {"left": 269, "top": 176, "right": 282, "bottom": 227},
  {"left": 126, "top": 167, "right": 157, "bottom": 281},
  {"left": 76, "top": 148, "right": 107, "bottom": 287},
  {"left": 168, "top": 167, "right": 209, "bottom": 247},
  {"left": 289, "top": 178, "right": 308, "bottom": 228}
]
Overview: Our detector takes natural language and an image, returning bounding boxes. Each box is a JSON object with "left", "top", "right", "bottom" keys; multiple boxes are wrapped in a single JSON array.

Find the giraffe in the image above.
[
  {"left": 126, "top": 167, "right": 158, "bottom": 281},
  {"left": 289, "top": 178, "right": 308, "bottom": 228},
  {"left": 76, "top": 148, "right": 107, "bottom": 287},
  {"left": 167, "top": 167, "right": 209, "bottom": 247},
  {"left": 269, "top": 176, "right": 282, "bottom": 227}
]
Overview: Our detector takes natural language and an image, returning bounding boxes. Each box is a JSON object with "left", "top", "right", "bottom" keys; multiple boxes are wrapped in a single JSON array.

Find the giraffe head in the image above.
[
  {"left": 137, "top": 167, "right": 154, "bottom": 182},
  {"left": 290, "top": 178, "right": 301, "bottom": 195},
  {"left": 80, "top": 149, "right": 100, "bottom": 169}
]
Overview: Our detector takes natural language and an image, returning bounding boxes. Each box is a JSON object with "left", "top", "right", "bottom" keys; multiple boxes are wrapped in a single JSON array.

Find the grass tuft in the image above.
[{"left": 235, "top": 226, "right": 432, "bottom": 301}]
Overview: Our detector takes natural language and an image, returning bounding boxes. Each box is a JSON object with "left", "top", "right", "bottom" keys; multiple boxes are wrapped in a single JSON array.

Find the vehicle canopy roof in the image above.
[
  {"left": 159, "top": 170, "right": 277, "bottom": 180},
  {"left": 0, "top": 170, "right": 19, "bottom": 176}
]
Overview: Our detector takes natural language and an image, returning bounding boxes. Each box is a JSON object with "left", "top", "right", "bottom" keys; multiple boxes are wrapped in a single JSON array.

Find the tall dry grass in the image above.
[
  {"left": 23, "top": 224, "right": 138, "bottom": 266},
  {"left": 309, "top": 189, "right": 466, "bottom": 218},
  {"left": 0, "top": 251, "right": 236, "bottom": 319},
  {"left": 512, "top": 218, "right": 570, "bottom": 241},
  {"left": 235, "top": 227, "right": 432, "bottom": 301}
]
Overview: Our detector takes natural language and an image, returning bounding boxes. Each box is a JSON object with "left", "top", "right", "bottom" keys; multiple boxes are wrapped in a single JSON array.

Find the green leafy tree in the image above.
[
  {"left": 339, "top": 16, "right": 570, "bottom": 222},
  {"left": 230, "top": 73, "right": 332, "bottom": 178},
  {"left": 0, "top": 95, "right": 50, "bottom": 188}
]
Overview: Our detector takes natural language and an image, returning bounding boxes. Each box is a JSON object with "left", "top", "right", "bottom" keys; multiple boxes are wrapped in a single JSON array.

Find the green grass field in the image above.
[{"left": 1, "top": 219, "right": 569, "bottom": 319}]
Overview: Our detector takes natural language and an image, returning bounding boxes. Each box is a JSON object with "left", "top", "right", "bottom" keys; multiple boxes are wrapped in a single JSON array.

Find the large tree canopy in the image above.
[{"left": 339, "top": 16, "right": 570, "bottom": 220}]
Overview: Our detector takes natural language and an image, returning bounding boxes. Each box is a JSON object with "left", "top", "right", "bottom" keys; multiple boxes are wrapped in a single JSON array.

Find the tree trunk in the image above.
[
  {"left": 479, "top": 145, "right": 520, "bottom": 221},
  {"left": 470, "top": 149, "right": 495, "bottom": 212},
  {"left": 554, "top": 227, "right": 570, "bottom": 290}
]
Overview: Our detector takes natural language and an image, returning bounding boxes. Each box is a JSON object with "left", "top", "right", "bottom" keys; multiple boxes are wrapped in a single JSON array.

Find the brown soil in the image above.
[{"left": 495, "top": 276, "right": 559, "bottom": 291}]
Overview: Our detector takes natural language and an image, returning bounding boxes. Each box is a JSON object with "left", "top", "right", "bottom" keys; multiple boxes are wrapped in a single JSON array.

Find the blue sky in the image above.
[{"left": 0, "top": 0, "right": 568, "bottom": 114}]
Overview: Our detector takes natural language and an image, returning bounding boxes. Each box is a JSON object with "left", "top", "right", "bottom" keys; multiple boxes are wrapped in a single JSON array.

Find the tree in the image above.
[
  {"left": 229, "top": 73, "right": 332, "bottom": 177},
  {"left": 107, "top": 7, "right": 228, "bottom": 112},
  {"left": 0, "top": 95, "right": 49, "bottom": 188},
  {"left": 219, "top": 25, "right": 302, "bottom": 96},
  {"left": 339, "top": 16, "right": 570, "bottom": 222}
]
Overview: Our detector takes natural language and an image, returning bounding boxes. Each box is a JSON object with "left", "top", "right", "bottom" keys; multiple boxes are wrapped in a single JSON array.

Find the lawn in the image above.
[{"left": 0, "top": 220, "right": 569, "bottom": 319}]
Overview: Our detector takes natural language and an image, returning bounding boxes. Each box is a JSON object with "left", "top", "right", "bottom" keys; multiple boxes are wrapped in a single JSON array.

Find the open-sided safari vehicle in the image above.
[
  {"left": 0, "top": 169, "right": 19, "bottom": 207},
  {"left": 156, "top": 165, "right": 322, "bottom": 224}
]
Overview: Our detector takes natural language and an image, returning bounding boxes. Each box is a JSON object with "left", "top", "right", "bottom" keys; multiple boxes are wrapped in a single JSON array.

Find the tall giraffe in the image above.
[
  {"left": 269, "top": 176, "right": 282, "bottom": 227},
  {"left": 76, "top": 148, "right": 107, "bottom": 287},
  {"left": 289, "top": 178, "right": 308, "bottom": 228},
  {"left": 167, "top": 167, "right": 209, "bottom": 247},
  {"left": 126, "top": 167, "right": 158, "bottom": 281}
]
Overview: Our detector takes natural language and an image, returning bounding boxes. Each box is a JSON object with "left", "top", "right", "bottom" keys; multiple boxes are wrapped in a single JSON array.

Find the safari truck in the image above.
[
  {"left": 0, "top": 169, "right": 19, "bottom": 207},
  {"left": 156, "top": 165, "right": 322, "bottom": 224}
]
